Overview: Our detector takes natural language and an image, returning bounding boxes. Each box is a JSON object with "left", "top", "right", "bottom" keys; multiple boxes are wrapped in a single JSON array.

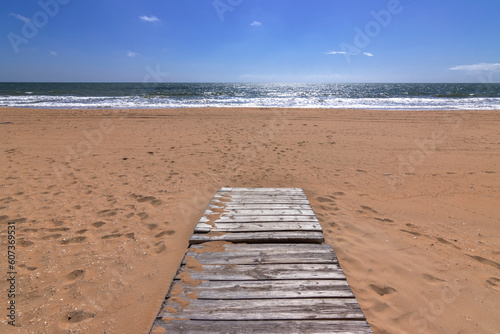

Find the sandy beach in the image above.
[{"left": 0, "top": 107, "right": 499, "bottom": 334}]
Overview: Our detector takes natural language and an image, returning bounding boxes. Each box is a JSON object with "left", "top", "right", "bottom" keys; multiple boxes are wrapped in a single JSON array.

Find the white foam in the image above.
[{"left": 1, "top": 95, "right": 500, "bottom": 110}]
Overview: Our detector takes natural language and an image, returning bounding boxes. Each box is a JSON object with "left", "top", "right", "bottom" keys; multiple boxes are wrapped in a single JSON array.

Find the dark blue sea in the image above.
[{"left": 1, "top": 83, "right": 499, "bottom": 110}]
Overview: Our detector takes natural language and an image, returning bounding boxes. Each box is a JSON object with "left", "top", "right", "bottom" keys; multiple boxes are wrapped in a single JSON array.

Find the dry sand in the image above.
[{"left": 0, "top": 107, "right": 499, "bottom": 334}]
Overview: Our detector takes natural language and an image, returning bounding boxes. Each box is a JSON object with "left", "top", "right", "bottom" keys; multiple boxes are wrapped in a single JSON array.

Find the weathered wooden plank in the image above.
[
  {"left": 219, "top": 187, "right": 304, "bottom": 193},
  {"left": 204, "top": 209, "right": 316, "bottom": 216},
  {"left": 190, "top": 242, "right": 335, "bottom": 253},
  {"left": 216, "top": 195, "right": 307, "bottom": 200},
  {"left": 199, "top": 216, "right": 319, "bottom": 223},
  {"left": 159, "top": 298, "right": 366, "bottom": 320},
  {"left": 152, "top": 320, "right": 373, "bottom": 334},
  {"left": 209, "top": 204, "right": 313, "bottom": 210},
  {"left": 171, "top": 279, "right": 354, "bottom": 299},
  {"left": 194, "top": 222, "right": 322, "bottom": 233},
  {"left": 184, "top": 250, "right": 338, "bottom": 265},
  {"left": 189, "top": 231, "right": 325, "bottom": 244},
  {"left": 179, "top": 263, "right": 346, "bottom": 281},
  {"left": 214, "top": 194, "right": 308, "bottom": 200},
  {"left": 214, "top": 199, "right": 310, "bottom": 207}
]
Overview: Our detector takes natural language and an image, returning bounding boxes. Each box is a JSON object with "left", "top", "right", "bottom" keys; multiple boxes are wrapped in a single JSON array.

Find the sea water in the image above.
[{"left": 1, "top": 82, "right": 499, "bottom": 110}]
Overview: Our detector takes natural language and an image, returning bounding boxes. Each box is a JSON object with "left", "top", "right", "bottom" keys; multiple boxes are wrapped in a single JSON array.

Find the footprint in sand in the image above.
[
  {"left": 361, "top": 206, "right": 378, "bottom": 214},
  {"left": 317, "top": 196, "right": 336, "bottom": 203},
  {"left": 101, "top": 234, "right": 122, "bottom": 240},
  {"left": 48, "top": 227, "right": 70, "bottom": 232},
  {"left": 146, "top": 224, "right": 159, "bottom": 231},
  {"left": 422, "top": 274, "right": 446, "bottom": 285},
  {"left": 369, "top": 284, "right": 397, "bottom": 296},
  {"left": 41, "top": 234, "right": 63, "bottom": 240},
  {"left": 467, "top": 255, "right": 500, "bottom": 270},
  {"left": 137, "top": 212, "right": 149, "bottom": 221},
  {"left": 98, "top": 209, "right": 117, "bottom": 217},
  {"left": 436, "top": 237, "right": 460, "bottom": 249},
  {"left": 155, "top": 230, "right": 176, "bottom": 238},
  {"left": 18, "top": 239, "right": 34, "bottom": 247},
  {"left": 92, "top": 221, "right": 106, "bottom": 228},
  {"left": 52, "top": 220, "right": 64, "bottom": 226},
  {"left": 61, "top": 310, "right": 95, "bottom": 326},
  {"left": 153, "top": 241, "right": 167, "bottom": 254},
  {"left": 134, "top": 195, "right": 164, "bottom": 207},
  {"left": 328, "top": 221, "right": 338, "bottom": 228},
  {"left": 375, "top": 218, "right": 394, "bottom": 223},
  {"left": 60, "top": 237, "right": 87, "bottom": 245},
  {"left": 400, "top": 229, "right": 421, "bottom": 236},
  {"left": 486, "top": 277, "right": 500, "bottom": 290},
  {"left": 370, "top": 301, "right": 390, "bottom": 313},
  {"left": 64, "top": 269, "right": 85, "bottom": 285}
]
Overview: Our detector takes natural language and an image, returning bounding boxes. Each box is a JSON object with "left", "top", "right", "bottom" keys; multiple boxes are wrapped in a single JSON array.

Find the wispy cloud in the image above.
[
  {"left": 50, "top": 51, "right": 57, "bottom": 56},
  {"left": 140, "top": 15, "right": 160, "bottom": 23},
  {"left": 250, "top": 21, "right": 262, "bottom": 27},
  {"left": 325, "top": 51, "right": 347, "bottom": 55},
  {"left": 450, "top": 63, "right": 500, "bottom": 72},
  {"left": 326, "top": 51, "right": 373, "bottom": 57},
  {"left": 127, "top": 51, "right": 138, "bottom": 57},
  {"left": 9, "top": 13, "right": 31, "bottom": 23}
]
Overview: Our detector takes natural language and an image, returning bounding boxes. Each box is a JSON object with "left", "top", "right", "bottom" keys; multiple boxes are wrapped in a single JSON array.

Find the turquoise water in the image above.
[{"left": 1, "top": 83, "right": 499, "bottom": 110}]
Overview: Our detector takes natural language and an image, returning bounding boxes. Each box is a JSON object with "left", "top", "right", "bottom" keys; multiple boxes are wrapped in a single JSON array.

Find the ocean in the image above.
[{"left": 1, "top": 82, "right": 499, "bottom": 110}]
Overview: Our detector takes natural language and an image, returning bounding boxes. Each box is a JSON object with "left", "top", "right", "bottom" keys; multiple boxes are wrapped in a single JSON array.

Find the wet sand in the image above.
[{"left": 0, "top": 107, "right": 499, "bottom": 333}]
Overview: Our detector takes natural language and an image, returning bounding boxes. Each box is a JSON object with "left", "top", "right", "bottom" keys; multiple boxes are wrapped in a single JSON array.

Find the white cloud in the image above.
[
  {"left": 450, "top": 63, "right": 500, "bottom": 72},
  {"left": 9, "top": 13, "right": 31, "bottom": 23},
  {"left": 250, "top": 21, "right": 262, "bottom": 27},
  {"left": 326, "top": 51, "right": 374, "bottom": 57},
  {"left": 140, "top": 15, "right": 160, "bottom": 22},
  {"left": 127, "top": 51, "right": 138, "bottom": 57},
  {"left": 50, "top": 51, "right": 57, "bottom": 56}
]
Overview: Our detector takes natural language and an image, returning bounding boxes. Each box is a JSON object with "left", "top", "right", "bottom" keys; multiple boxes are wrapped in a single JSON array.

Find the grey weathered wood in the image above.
[
  {"left": 151, "top": 188, "right": 373, "bottom": 334},
  {"left": 199, "top": 216, "right": 318, "bottom": 223},
  {"left": 189, "top": 231, "right": 325, "bottom": 244},
  {"left": 179, "top": 263, "right": 346, "bottom": 280},
  {"left": 194, "top": 221, "right": 322, "bottom": 233},
  {"left": 215, "top": 193, "right": 306, "bottom": 197},
  {"left": 159, "top": 298, "right": 366, "bottom": 320},
  {"left": 152, "top": 320, "right": 373, "bottom": 334},
  {"left": 214, "top": 196, "right": 310, "bottom": 203},
  {"left": 171, "top": 279, "right": 354, "bottom": 299},
  {"left": 219, "top": 187, "right": 304, "bottom": 193},
  {"left": 189, "top": 242, "right": 336, "bottom": 253},
  {"left": 204, "top": 209, "right": 316, "bottom": 216},
  {"left": 213, "top": 197, "right": 310, "bottom": 203},
  {"left": 184, "top": 250, "right": 338, "bottom": 265},
  {"left": 209, "top": 204, "right": 313, "bottom": 210}
]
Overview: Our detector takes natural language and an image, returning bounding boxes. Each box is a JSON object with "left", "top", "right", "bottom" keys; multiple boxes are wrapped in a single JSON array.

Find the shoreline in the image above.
[
  {"left": 2, "top": 106, "right": 500, "bottom": 111},
  {"left": 1, "top": 107, "right": 499, "bottom": 333}
]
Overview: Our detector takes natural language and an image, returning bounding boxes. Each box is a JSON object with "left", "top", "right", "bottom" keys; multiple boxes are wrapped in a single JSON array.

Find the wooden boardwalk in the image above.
[{"left": 151, "top": 188, "right": 373, "bottom": 333}]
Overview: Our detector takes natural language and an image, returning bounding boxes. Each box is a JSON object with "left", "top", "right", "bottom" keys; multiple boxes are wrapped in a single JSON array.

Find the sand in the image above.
[{"left": 0, "top": 107, "right": 499, "bottom": 334}]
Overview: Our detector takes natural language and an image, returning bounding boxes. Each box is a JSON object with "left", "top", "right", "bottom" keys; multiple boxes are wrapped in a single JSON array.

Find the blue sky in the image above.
[{"left": 1, "top": 0, "right": 499, "bottom": 83}]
